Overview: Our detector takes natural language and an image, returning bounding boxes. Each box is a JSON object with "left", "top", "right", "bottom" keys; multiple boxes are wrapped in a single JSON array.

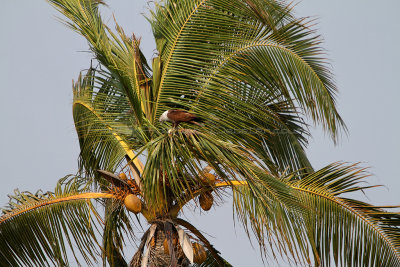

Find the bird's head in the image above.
[{"left": 159, "top": 110, "right": 169, "bottom": 123}]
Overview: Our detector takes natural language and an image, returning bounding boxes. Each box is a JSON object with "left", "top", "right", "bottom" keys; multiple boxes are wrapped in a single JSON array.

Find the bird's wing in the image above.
[{"left": 168, "top": 110, "right": 196, "bottom": 122}]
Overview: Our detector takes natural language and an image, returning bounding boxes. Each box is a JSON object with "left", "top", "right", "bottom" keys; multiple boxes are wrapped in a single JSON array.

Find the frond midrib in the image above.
[
  {"left": 152, "top": 0, "right": 208, "bottom": 121},
  {"left": 0, "top": 192, "right": 114, "bottom": 224},
  {"left": 73, "top": 100, "right": 144, "bottom": 171},
  {"left": 194, "top": 39, "right": 332, "bottom": 106}
]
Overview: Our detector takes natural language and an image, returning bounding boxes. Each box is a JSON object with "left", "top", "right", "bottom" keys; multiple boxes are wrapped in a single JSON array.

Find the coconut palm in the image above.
[{"left": 1, "top": 0, "right": 399, "bottom": 266}]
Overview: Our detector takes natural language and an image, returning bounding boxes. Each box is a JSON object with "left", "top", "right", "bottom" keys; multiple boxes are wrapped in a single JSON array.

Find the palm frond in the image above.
[
  {"left": 229, "top": 163, "right": 400, "bottom": 266},
  {"left": 48, "top": 0, "right": 152, "bottom": 123},
  {"left": 152, "top": 0, "right": 344, "bottom": 127},
  {"left": 149, "top": 0, "right": 345, "bottom": 168},
  {"left": 0, "top": 176, "right": 115, "bottom": 266},
  {"left": 289, "top": 162, "right": 400, "bottom": 266},
  {"left": 73, "top": 68, "right": 144, "bottom": 178},
  {"left": 232, "top": 174, "right": 312, "bottom": 265},
  {"left": 102, "top": 200, "right": 136, "bottom": 267}
]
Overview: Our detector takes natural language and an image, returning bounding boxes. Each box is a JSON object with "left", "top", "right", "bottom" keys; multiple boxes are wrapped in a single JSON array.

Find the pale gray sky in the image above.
[{"left": 1, "top": 1, "right": 399, "bottom": 266}]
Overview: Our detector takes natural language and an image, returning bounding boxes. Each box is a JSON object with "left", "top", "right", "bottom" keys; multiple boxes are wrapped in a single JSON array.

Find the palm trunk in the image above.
[{"left": 130, "top": 226, "right": 189, "bottom": 267}]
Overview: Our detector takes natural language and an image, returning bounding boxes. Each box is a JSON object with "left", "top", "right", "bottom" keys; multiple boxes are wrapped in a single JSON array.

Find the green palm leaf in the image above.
[
  {"left": 232, "top": 174, "right": 312, "bottom": 265},
  {"left": 289, "top": 163, "right": 400, "bottom": 266},
  {"left": 150, "top": 0, "right": 345, "bottom": 139},
  {"left": 0, "top": 176, "right": 115, "bottom": 266},
  {"left": 102, "top": 201, "right": 134, "bottom": 267},
  {"left": 48, "top": 0, "right": 152, "bottom": 124},
  {"left": 73, "top": 68, "right": 144, "bottom": 178},
  {"left": 145, "top": 0, "right": 345, "bottom": 177},
  {"left": 228, "top": 163, "right": 400, "bottom": 266}
]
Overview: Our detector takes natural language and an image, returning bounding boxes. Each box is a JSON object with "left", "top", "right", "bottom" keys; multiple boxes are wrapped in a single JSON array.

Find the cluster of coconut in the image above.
[
  {"left": 118, "top": 172, "right": 142, "bottom": 214},
  {"left": 192, "top": 242, "right": 207, "bottom": 263},
  {"left": 121, "top": 169, "right": 217, "bottom": 214},
  {"left": 199, "top": 191, "right": 213, "bottom": 211},
  {"left": 199, "top": 170, "right": 216, "bottom": 212}
]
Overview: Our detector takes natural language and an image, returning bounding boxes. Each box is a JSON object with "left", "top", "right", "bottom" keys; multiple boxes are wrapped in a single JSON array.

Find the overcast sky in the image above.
[{"left": 1, "top": 1, "right": 399, "bottom": 266}]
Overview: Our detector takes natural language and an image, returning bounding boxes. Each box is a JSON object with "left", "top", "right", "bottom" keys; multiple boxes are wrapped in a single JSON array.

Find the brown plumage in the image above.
[{"left": 159, "top": 109, "right": 204, "bottom": 128}]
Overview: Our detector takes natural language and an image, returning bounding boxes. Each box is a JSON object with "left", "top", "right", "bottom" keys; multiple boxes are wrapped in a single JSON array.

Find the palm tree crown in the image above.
[{"left": 1, "top": 0, "right": 399, "bottom": 266}]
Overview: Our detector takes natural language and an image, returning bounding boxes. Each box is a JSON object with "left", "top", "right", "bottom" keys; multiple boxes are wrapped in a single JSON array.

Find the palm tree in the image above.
[{"left": 1, "top": 0, "right": 399, "bottom": 266}]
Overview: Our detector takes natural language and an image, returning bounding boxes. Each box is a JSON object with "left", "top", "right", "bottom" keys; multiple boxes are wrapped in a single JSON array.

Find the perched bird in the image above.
[{"left": 159, "top": 109, "right": 204, "bottom": 128}]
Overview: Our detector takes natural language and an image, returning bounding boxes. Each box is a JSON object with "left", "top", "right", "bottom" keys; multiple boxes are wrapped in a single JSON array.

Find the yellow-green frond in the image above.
[
  {"left": 73, "top": 68, "right": 144, "bottom": 178},
  {"left": 0, "top": 176, "right": 116, "bottom": 266},
  {"left": 290, "top": 163, "right": 400, "bottom": 266}
]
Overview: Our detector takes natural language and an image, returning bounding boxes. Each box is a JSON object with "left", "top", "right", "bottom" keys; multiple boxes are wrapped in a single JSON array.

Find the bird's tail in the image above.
[{"left": 194, "top": 116, "right": 205, "bottom": 122}]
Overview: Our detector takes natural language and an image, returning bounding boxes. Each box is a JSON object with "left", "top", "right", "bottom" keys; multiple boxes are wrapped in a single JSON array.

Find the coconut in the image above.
[
  {"left": 199, "top": 192, "right": 213, "bottom": 211},
  {"left": 193, "top": 242, "right": 207, "bottom": 264},
  {"left": 124, "top": 194, "right": 142, "bottom": 214},
  {"left": 201, "top": 173, "right": 216, "bottom": 184},
  {"left": 118, "top": 173, "right": 128, "bottom": 180}
]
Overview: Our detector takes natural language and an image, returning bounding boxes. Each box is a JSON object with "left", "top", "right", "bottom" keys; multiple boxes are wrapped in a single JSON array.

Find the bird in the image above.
[{"left": 159, "top": 109, "right": 204, "bottom": 128}]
